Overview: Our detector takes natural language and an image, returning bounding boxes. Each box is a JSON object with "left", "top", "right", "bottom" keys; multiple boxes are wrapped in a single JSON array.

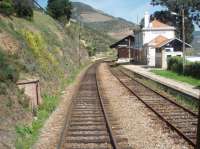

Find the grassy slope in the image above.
[
  {"left": 151, "top": 69, "right": 200, "bottom": 87},
  {"left": 0, "top": 9, "right": 114, "bottom": 148},
  {"left": 0, "top": 11, "right": 89, "bottom": 86},
  {"left": 0, "top": 11, "right": 93, "bottom": 148},
  {"left": 66, "top": 22, "right": 115, "bottom": 53}
]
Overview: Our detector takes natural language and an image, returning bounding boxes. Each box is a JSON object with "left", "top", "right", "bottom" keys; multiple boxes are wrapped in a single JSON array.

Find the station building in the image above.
[
  {"left": 111, "top": 12, "right": 192, "bottom": 69},
  {"left": 110, "top": 35, "right": 137, "bottom": 63}
]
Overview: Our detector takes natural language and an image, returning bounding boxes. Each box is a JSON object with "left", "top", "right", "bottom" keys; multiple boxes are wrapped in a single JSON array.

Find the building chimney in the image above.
[{"left": 144, "top": 11, "right": 150, "bottom": 28}]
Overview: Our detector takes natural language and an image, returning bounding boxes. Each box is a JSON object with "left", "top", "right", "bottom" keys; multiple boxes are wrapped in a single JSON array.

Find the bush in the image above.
[
  {"left": 167, "top": 56, "right": 183, "bottom": 74},
  {"left": 86, "top": 45, "right": 96, "bottom": 57},
  {"left": 0, "top": 0, "right": 14, "bottom": 16},
  {"left": 0, "top": 51, "right": 19, "bottom": 83},
  {"left": 47, "top": 0, "right": 72, "bottom": 21},
  {"left": 168, "top": 56, "right": 200, "bottom": 79},
  {"left": 14, "top": 0, "right": 33, "bottom": 19},
  {"left": 185, "top": 62, "right": 200, "bottom": 79}
]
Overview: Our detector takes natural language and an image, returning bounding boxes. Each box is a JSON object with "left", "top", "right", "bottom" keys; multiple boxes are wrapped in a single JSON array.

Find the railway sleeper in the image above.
[{"left": 65, "top": 136, "right": 127, "bottom": 144}]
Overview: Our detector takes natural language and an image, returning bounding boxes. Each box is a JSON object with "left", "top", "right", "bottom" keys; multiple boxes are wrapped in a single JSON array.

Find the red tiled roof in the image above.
[{"left": 148, "top": 35, "right": 169, "bottom": 48}]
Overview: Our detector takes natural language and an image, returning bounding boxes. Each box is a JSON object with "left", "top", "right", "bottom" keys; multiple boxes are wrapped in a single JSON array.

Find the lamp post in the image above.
[{"left": 171, "top": 8, "right": 186, "bottom": 73}]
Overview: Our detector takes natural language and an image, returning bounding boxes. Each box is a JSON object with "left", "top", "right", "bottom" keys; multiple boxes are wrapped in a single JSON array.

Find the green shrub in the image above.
[
  {"left": 0, "top": 51, "right": 19, "bottom": 83},
  {"left": 167, "top": 56, "right": 183, "bottom": 74},
  {"left": 86, "top": 44, "right": 96, "bottom": 57},
  {"left": 185, "top": 62, "right": 200, "bottom": 79},
  {"left": 47, "top": 0, "right": 72, "bottom": 21},
  {"left": 20, "top": 29, "right": 60, "bottom": 74},
  {"left": 0, "top": 0, "right": 14, "bottom": 16},
  {"left": 15, "top": 95, "right": 60, "bottom": 148},
  {"left": 14, "top": 0, "right": 33, "bottom": 19},
  {"left": 168, "top": 56, "right": 200, "bottom": 79}
]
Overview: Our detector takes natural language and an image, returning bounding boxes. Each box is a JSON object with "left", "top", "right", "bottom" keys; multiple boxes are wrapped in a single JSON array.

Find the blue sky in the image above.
[
  {"left": 72, "top": 0, "right": 164, "bottom": 24},
  {"left": 37, "top": 0, "right": 163, "bottom": 23},
  {"left": 37, "top": 0, "right": 199, "bottom": 30}
]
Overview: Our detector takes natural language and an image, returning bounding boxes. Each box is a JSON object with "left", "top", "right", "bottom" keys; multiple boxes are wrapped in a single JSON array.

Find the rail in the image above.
[
  {"left": 96, "top": 68, "right": 119, "bottom": 149},
  {"left": 57, "top": 63, "right": 127, "bottom": 149},
  {"left": 110, "top": 66, "right": 197, "bottom": 147}
]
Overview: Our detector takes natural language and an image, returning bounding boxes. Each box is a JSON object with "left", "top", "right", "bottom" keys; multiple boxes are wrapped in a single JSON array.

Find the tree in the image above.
[
  {"left": 151, "top": 0, "right": 200, "bottom": 43},
  {"left": 151, "top": 11, "right": 194, "bottom": 43},
  {"left": 0, "top": 0, "right": 14, "bottom": 16},
  {"left": 13, "top": 0, "right": 33, "bottom": 19},
  {"left": 47, "top": 0, "right": 72, "bottom": 22},
  {"left": 151, "top": 0, "right": 200, "bottom": 27}
]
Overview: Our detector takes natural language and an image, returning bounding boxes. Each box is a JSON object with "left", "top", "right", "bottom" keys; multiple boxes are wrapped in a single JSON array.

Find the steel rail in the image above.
[
  {"left": 119, "top": 67, "right": 198, "bottom": 117},
  {"left": 96, "top": 67, "right": 120, "bottom": 149},
  {"left": 56, "top": 65, "right": 91, "bottom": 149},
  {"left": 110, "top": 67, "right": 196, "bottom": 147},
  {"left": 57, "top": 62, "right": 122, "bottom": 149}
]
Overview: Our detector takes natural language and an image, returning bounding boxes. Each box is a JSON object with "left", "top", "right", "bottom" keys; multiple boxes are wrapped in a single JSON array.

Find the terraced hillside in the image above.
[{"left": 72, "top": 2, "right": 138, "bottom": 40}]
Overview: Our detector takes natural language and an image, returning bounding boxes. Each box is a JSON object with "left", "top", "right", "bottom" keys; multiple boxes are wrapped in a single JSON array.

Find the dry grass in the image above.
[{"left": 80, "top": 12, "right": 113, "bottom": 22}]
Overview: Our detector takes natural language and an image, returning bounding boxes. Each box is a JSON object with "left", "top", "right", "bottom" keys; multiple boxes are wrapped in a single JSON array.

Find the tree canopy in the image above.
[
  {"left": 151, "top": 0, "right": 200, "bottom": 27},
  {"left": 151, "top": 0, "right": 200, "bottom": 43},
  {"left": 0, "top": 0, "right": 33, "bottom": 19},
  {"left": 47, "top": 0, "right": 72, "bottom": 22},
  {"left": 151, "top": 11, "right": 194, "bottom": 43}
]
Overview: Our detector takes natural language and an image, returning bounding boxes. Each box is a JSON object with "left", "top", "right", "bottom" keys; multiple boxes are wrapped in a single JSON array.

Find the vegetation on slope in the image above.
[
  {"left": 0, "top": 10, "right": 90, "bottom": 148},
  {"left": 0, "top": 2, "right": 115, "bottom": 146}
]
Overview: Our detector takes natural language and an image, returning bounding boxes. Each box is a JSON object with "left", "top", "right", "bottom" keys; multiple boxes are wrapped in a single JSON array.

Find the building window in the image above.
[{"left": 165, "top": 48, "right": 173, "bottom": 52}]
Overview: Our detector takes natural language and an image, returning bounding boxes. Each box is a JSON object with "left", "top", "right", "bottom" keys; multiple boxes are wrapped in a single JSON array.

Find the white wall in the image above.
[
  {"left": 147, "top": 47, "right": 156, "bottom": 66},
  {"left": 144, "top": 12, "right": 150, "bottom": 28},
  {"left": 162, "top": 51, "right": 183, "bottom": 69},
  {"left": 143, "top": 29, "right": 175, "bottom": 45}
]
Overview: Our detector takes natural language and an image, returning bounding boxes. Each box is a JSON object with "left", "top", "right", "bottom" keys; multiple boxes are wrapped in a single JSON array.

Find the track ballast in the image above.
[
  {"left": 58, "top": 63, "right": 131, "bottom": 149},
  {"left": 110, "top": 66, "right": 198, "bottom": 147}
]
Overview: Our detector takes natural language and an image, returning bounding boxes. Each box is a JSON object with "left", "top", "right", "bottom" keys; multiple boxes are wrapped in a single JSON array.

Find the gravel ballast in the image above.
[{"left": 97, "top": 63, "right": 192, "bottom": 149}]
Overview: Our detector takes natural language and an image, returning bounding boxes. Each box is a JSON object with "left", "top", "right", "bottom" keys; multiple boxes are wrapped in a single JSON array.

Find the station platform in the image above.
[{"left": 122, "top": 65, "right": 200, "bottom": 99}]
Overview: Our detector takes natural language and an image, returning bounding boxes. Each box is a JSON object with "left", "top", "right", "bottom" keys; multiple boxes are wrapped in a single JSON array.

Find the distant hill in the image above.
[
  {"left": 192, "top": 31, "right": 200, "bottom": 51},
  {"left": 72, "top": 2, "right": 138, "bottom": 40}
]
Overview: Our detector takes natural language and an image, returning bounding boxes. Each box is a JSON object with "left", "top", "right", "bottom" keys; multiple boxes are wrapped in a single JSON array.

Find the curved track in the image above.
[
  {"left": 110, "top": 66, "right": 198, "bottom": 147},
  {"left": 58, "top": 63, "right": 131, "bottom": 149}
]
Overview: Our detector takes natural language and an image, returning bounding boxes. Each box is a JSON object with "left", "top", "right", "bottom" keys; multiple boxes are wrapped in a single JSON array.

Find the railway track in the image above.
[
  {"left": 58, "top": 63, "right": 131, "bottom": 149},
  {"left": 110, "top": 66, "right": 198, "bottom": 147}
]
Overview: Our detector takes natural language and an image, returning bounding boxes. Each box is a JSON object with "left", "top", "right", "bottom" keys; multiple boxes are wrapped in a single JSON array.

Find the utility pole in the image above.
[
  {"left": 196, "top": 93, "right": 200, "bottom": 149},
  {"left": 78, "top": 17, "right": 81, "bottom": 67},
  {"left": 128, "top": 36, "right": 131, "bottom": 63},
  {"left": 182, "top": 8, "right": 186, "bottom": 74}
]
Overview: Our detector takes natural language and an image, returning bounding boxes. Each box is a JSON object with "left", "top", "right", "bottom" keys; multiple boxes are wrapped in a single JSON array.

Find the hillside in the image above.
[
  {"left": 0, "top": 9, "right": 113, "bottom": 148},
  {"left": 72, "top": 2, "right": 138, "bottom": 40}
]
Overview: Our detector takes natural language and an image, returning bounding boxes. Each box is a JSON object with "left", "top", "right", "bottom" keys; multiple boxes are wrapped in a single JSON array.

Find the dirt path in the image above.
[{"left": 97, "top": 63, "right": 192, "bottom": 149}]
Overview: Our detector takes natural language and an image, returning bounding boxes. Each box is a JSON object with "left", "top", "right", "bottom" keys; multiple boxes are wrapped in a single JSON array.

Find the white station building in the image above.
[{"left": 138, "top": 12, "right": 192, "bottom": 69}]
